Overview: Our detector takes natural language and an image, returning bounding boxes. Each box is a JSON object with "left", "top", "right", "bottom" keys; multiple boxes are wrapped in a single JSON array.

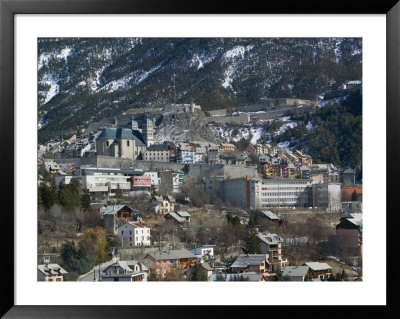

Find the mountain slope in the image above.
[{"left": 38, "top": 37, "right": 362, "bottom": 143}]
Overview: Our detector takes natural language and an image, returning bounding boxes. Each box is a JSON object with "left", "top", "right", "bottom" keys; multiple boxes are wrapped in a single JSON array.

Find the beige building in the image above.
[
  {"left": 258, "top": 233, "right": 288, "bottom": 272},
  {"left": 96, "top": 128, "right": 147, "bottom": 160},
  {"left": 143, "top": 144, "right": 170, "bottom": 162}
]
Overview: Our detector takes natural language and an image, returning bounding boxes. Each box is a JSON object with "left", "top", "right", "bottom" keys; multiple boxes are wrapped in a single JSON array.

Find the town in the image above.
[{"left": 37, "top": 99, "right": 362, "bottom": 283}]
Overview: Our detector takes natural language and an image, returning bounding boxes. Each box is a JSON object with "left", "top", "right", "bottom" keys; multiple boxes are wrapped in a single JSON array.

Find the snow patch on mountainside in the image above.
[
  {"left": 222, "top": 45, "right": 254, "bottom": 90},
  {"left": 39, "top": 75, "right": 60, "bottom": 104},
  {"left": 38, "top": 48, "right": 72, "bottom": 70},
  {"left": 276, "top": 122, "right": 297, "bottom": 135},
  {"left": 97, "top": 64, "right": 162, "bottom": 93}
]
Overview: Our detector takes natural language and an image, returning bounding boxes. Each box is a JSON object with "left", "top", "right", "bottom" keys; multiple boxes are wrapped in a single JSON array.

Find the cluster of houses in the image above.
[
  {"left": 37, "top": 105, "right": 362, "bottom": 282},
  {"left": 38, "top": 204, "right": 361, "bottom": 282}
]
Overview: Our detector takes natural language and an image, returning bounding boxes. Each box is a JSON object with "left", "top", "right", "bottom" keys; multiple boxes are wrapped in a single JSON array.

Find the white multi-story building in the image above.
[
  {"left": 54, "top": 167, "right": 143, "bottom": 200},
  {"left": 219, "top": 176, "right": 312, "bottom": 209},
  {"left": 177, "top": 144, "right": 196, "bottom": 163},
  {"left": 144, "top": 172, "right": 159, "bottom": 188},
  {"left": 118, "top": 222, "right": 151, "bottom": 247}
]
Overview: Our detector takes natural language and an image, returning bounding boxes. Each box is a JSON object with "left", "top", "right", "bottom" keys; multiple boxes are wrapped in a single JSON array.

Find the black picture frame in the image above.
[{"left": 1, "top": 0, "right": 398, "bottom": 317}]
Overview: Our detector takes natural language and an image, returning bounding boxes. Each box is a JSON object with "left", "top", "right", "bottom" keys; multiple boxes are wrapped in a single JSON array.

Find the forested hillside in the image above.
[{"left": 38, "top": 38, "right": 362, "bottom": 143}]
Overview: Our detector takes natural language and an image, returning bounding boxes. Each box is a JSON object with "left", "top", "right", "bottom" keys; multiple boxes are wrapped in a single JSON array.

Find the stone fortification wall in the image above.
[{"left": 206, "top": 114, "right": 250, "bottom": 125}]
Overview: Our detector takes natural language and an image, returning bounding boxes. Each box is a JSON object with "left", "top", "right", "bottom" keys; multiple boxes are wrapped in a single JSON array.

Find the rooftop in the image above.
[
  {"left": 102, "top": 205, "right": 135, "bottom": 215},
  {"left": 231, "top": 254, "right": 266, "bottom": 268},
  {"left": 147, "top": 144, "right": 170, "bottom": 151},
  {"left": 258, "top": 233, "right": 282, "bottom": 245},
  {"left": 97, "top": 128, "right": 146, "bottom": 146},
  {"left": 304, "top": 262, "right": 332, "bottom": 271},
  {"left": 281, "top": 266, "right": 309, "bottom": 277},
  {"left": 38, "top": 264, "right": 68, "bottom": 276},
  {"left": 146, "top": 249, "right": 196, "bottom": 261}
]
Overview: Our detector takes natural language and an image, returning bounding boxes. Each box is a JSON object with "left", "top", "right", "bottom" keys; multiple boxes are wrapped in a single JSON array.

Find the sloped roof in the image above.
[
  {"left": 258, "top": 233, "right": 282, "bottom": 245},
  {"left": 38, "top": 264, "right": 68, "bottom": 276},
  {"left": 176, "top": 211, "right": 191, "bottom": 218},
  {"left": 282, "top": 266, "right": 309, "bottom": 277},
  {"left": 305, "top": 262, "right": 332, "bottom": 271},
  {"left": 338, "top": 213, "right": 362, "bottom": 228},
  {"left": 97, "top": 128, "right": 146, "bottom": 146},
  {"left": 147, "top": 144, "right": 169, "bottom": 151},
  {"left": 261, "top": 211, "right": 280, "bottom": 220},
  {"left": 146, "top": 249, "right": 196, "bottom": 261},
  {"left": 231, "top": 254, "right": 266, "bottom": 268},
  {"left": 102, "top": 205, "right": 134, "bottom": 215},
  {"left": 165, "top": 212, "right": 185, "bottom": 223}
]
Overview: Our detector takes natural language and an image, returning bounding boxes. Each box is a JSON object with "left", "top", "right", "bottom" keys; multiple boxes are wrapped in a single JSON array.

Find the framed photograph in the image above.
[{"left": 1, "top": 0, "right": 397, "bottom": 317}]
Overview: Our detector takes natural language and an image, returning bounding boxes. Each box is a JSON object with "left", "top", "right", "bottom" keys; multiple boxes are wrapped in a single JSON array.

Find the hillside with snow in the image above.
[{"left": 37, "top": 37, "right": 362, "bottom": 143}]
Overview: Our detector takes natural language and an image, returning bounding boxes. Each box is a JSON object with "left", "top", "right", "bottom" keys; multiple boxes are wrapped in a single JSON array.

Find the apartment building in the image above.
[
  {"left": 219, "top": 176, "right": 312, "bottom": 209},
  {"left": 258, "top": 233, "right": 288, "bottom": 272}
]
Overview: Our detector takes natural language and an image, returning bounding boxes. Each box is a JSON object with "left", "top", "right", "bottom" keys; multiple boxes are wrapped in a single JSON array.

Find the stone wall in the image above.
[{"left": 206, "top": 114, "right": 250, "bottom": 124}]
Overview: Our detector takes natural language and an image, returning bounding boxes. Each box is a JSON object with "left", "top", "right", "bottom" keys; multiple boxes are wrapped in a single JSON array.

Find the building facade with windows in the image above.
[
  {"left": 96, "top": 128, "right": 147, "bottom": 160},
  {"left": 143, "top": 144, "right": 170, "bottom": 162},
  {"left": 219, "top": 176, "right": 312, "bottom": 209},
  {"left": 118, "top": 222, "right": 151, "bottom": 247}
]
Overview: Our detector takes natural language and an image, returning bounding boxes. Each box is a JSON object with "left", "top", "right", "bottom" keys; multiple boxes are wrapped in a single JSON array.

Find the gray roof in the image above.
[
  {"left": 147, "top": 144, "right": 169, "bottom": 151},
  {"left": 97, "top": 128, "right": 146, "bottom": 146},
  {"left": 281, "top": 266, "right": 309, "bottom": 277},
  {"left": 261, "top": 211, "right": 280, "bottom": 220},
  {"left": 304, "top": 262, "right": 332, "bottom": 271},
  {"left": 165, "top": 212, "right": 185, "bottom": 223},
  {"left": 146, "top": 249, "right": 196, "bottom": 261},
  {"left": 231, "top": 254, "right": 266, "bottom": 268},
  {"left": 176, "top": 211, "right": 191, "bottom": 217},
  {"left": 258, "top": 233, "right": 282, "bottom": 245},
  {"left": 38, "top": 264, "right": 68, "bottom": 276},
  {"left": 102, "top": 205, "right": 134, "bottom": 215}
]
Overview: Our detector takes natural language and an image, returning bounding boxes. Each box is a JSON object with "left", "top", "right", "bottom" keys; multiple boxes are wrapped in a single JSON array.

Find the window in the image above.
[
  {"left": 127, "top": 140, "right": 130, "bottom": 146},
  {"left": 121, "top": 231, "right": 124, "bottom": 235},
  {"left": 129, "top": 230, "right": 132, "bottom": 235},
  {"left": 106, "top": 141, "right": 109, "bottom": 146}
]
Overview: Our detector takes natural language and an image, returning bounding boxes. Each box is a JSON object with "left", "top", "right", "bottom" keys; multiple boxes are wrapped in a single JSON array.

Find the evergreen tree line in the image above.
[
  {"left": 273, "top": 89, "right": 362, "bottom": 168},
  {"left": 38, "top": 177, "right": 91, "bottom": 212}
]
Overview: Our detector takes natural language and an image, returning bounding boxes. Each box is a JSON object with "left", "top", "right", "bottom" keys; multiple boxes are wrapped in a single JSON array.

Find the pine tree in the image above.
[
  {"left": 242, "top": 226, "right": 261, "bottom": 254},
  {"left": 81, "top": 189, "right": 91, "bottom": 211}
]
